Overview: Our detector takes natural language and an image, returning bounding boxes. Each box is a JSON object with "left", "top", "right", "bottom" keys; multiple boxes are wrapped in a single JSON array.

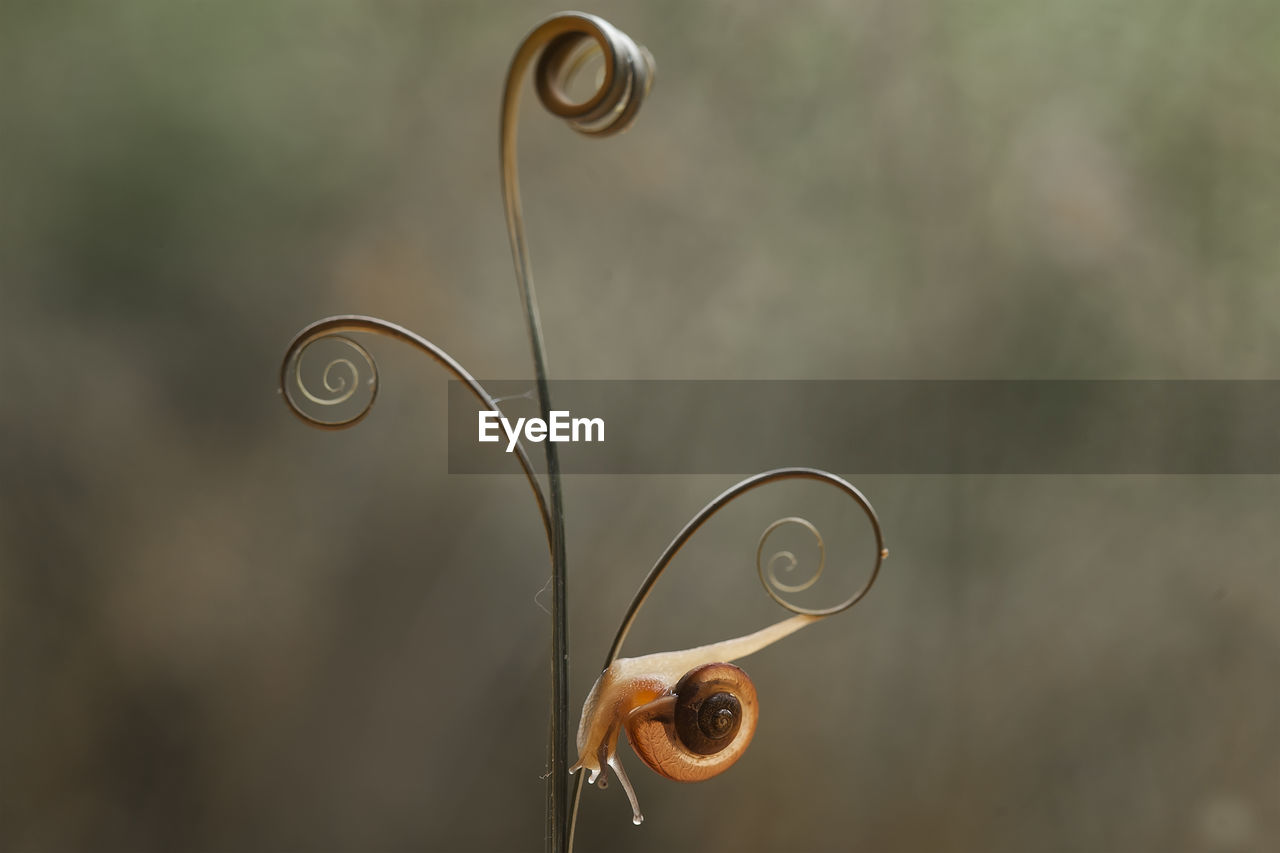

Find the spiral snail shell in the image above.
[{"left": 625, "top": 662, "right": 759, "bottom": 784}]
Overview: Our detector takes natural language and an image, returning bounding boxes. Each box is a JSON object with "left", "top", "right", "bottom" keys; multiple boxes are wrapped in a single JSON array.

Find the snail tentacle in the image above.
[{"left": 607, "top": 752, "right": 644, "bottom": 826}]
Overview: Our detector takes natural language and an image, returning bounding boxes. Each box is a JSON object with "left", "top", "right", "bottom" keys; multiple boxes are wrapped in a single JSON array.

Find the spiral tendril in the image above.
[
  {"left": 603, "top": 468, "right": 886, "bottom": 666},
  {"left": 757, "top": 516, "right": 826, "bottom": 600},
  {"left": 284, "top": 334, "right": 378, "bottom": 428},
  {"left": 532, "top": 18, "right": 654, "bottom": 138},
  {"left": 278, "top": 315, "right": 553, "bottom": 553}
]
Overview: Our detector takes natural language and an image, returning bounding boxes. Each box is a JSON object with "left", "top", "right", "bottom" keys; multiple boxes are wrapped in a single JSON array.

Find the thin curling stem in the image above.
[
  {"left": 500, "top": 13, "right": 653, "bottom": 853},
  {"left": 501, "top": 29, "right": 567, "bottom": 853},
  {"left": 606, "top": 468, "right": 886, "bottom": 666},
  {"left": 279, "top": 315, "right": 555, "bottom": 555}
]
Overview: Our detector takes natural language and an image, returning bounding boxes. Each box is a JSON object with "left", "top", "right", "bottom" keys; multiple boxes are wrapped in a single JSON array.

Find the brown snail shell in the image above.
[{"left": 625, "top": 662, "right": 759, "bottom": 782}]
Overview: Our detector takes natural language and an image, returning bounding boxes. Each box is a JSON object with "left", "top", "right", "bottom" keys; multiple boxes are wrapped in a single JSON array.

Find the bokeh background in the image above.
[{"left": 3, "top": 1, "right": 1278, "bottom": 851}]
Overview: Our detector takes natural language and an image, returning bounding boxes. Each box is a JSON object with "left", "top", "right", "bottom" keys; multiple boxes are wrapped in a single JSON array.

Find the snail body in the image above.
[{"left": 572, "top": 613, "right": 818, "bottom": 824}]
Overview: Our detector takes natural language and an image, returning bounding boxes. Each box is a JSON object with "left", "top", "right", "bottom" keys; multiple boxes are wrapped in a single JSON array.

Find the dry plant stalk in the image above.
[{"left": 278, "top": 12, "right": 887, "bottom": 853}]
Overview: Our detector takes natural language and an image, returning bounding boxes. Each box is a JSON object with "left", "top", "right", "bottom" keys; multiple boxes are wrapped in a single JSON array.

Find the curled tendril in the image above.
[
  {"left": 278, "top": 315, "right": 554, "bottom": 555},
  {"left": 500, "top": 12, "right": 654, "bottom": 386},
  {"left": 758, "top": 516, "right": 826, "bottom": 600},
  {"left": 531, "top": 16, "right": 654, "bottom": 138},
  {"left": 602, "top": 468, "right": 886, "bottom": 664},
  {"left": 283, "top": 334, "right": 378, "bottom": 428}
]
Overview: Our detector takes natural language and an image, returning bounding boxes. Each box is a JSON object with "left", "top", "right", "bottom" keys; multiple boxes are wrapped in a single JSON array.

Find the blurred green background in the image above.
[{"left": 2, "top": 0, "right": 1278, "bottom": 850}]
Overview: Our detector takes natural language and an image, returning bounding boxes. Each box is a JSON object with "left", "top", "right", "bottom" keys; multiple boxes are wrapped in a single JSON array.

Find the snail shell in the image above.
[{"left": 626, "top": 662, "right": 758, "bottom": 782}]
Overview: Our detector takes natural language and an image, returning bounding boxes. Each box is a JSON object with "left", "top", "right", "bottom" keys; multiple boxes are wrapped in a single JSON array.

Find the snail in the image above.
[{"left": 572, "top": 612, "right": 820, "bottom": 825}]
